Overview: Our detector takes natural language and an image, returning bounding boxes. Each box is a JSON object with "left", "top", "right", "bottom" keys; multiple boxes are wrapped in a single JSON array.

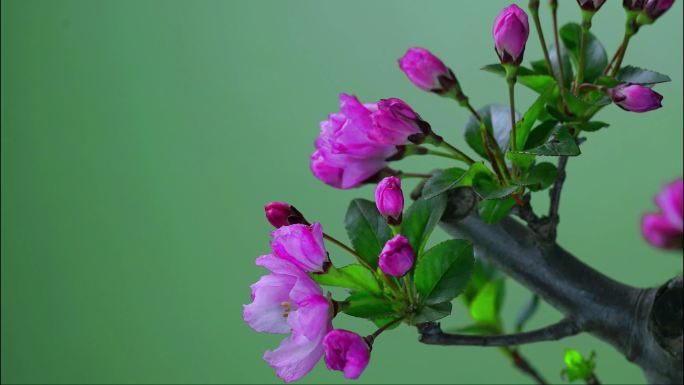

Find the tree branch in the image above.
[
  {"left": 438, "top": 187, "right": 683, "bottom": 384},
  {"left": 547, "top": 154, "right": 568, "bottom": 241},
  {"left": 418, "top": 318, "right": 579, "bottom": 346}
]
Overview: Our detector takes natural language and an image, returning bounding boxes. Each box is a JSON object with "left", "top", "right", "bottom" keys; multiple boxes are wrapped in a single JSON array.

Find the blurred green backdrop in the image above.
[{"left": 1, "top": 0, "right": 682, "bottom": 384}]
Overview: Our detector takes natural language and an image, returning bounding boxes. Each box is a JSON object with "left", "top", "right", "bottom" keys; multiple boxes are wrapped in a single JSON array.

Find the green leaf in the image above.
[
  {"left": 616, "top": 65, "right": 671, "bottom": 85},
  {"left": 342, "top": 292, "right": 397, "bottom": 320},
  {"left": 344, "top": 199, "right": 392, "bottom": 268},
  {"left": 472, "top": 176, "right": 518, "bottom": 200},
  {"left": 570, "top": 121, "right": 609, "bottom": 132},
  {"left": 410, "top": 302, "right": 452, "bottom": 324},
  {"left": 481, "top": 63, "right": 536, "bottom": 77},
  {"left": 414, "top": 240, "right": 474, "bottom": 305},
  {"left": 595, "top": 75, "right": 620, "bottom": 87},
  {"left": 478, "top": 196, "right": 516, "bottom": 224},
  {"left": 516, "top": 86, "right": 558, "bottom": 150},
  {"left": 462, "top": 260, "right": 502, "bottom": 305},
  {"left": 506, "top": 152, "right": 536, "bottom": 173},
  {"left": 465, "top": 104, "right": 519, "bottom": 158},
  {"left": 311, "top": 264, "right": 381, "bottom": 295},
  {"left": 517, "top": 162, "right": 558, "bottom": 191},
  {"left": 514, "top": 126, "right": 580, "bottom": 156},
  {"left": 534, "top": 44, "right": 574, "bottom": 88},
  {"left": 563, "top": 91, "right": 591, "bottom": 118},
  {"left": 525, "top": 120, "right": 558, "bottom": 149},
  {"left": 469, "top": 279, "right": 506, "bottom": 326},
  {"left": 373, "top": 317, "right": 401, "bottom": 330},
  {"left": 562, "top": 349, "right": 596, "bottom": 382},
  {"left": 559, "top": 22, "right": 607, "bottom": 83},
  {"left": 422, "top": 163, "right": 492, "bottom": 199},
  {"left": 401, "top": 194, "right": 447, "bottom": 254},
  {"left": 482, "top": 64, "right": 554, "bottom": 94}
]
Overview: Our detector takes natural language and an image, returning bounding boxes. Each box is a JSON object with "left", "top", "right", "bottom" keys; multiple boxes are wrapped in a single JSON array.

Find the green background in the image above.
[{"left": 1, "top": 0, "right": 682, "bottom": 383}]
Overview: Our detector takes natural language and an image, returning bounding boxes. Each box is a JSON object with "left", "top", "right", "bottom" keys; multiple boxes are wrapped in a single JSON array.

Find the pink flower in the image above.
[
  {"left": 576, "top": 0, "right": 607, "bottom": 11},
  {"left": 375, "top": 176, "right": 404, "bottom": 223},
  {"left": 311, "top": 94, "right": 397, "bottom": 189},
  {"left": 641, "top": 179, "right": 683, "bottom": 249},
  {"left": 243, "top": 254, "right": 332, "bottom": 382},
  {"left": 493, "top": 4, "right": 530, "bottom": 65},
  {"left": 398, "top": 47, "right": 451, "bottom": 92},
  {"left": 644, "top": 0, "right": 675, "bottom": 20},
  {"left": 609, "top": 84, "right": 663, "bottom": 113},
  {"left": 368, "top": 98, "right": 425, "bottom": 145},
  {"left": 378, "top": 234, "right": 415, "bottom": 277},
  {"left": 271, "top": 223, "right": 328, "bottom": 273},
  {"left": 323, "top": 329, "right": 371, "bottom": 380}
]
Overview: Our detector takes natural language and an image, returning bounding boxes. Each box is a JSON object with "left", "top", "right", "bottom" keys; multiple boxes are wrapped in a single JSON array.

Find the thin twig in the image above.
[
  {"left": 547, "top": 155, "right": 568, "bottom": 241},
  {"left": 507, "top": 347, "right": 548, "bottom": 385},
  {"left": 418, "top": 318, "right": 579, "bottom": 346}
]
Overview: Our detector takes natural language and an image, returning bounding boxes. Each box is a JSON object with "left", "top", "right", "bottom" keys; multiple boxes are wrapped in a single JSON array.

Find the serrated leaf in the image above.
[
  {"left": 525, "top": 120, "right": 558, "bottom": 149},
  {"left": 342, "top": 292, "right": 396, "bottom": 320},
  {"left": 514, "top": 126, "right": 580, "bottom": 156},
  {"left": 465, "top": 104, "right": 520, "bottom": 158},
  {"left": 401, "top": 194, "right": 447, "bottom": 254},
  {"left": 616, "top": 65, "right": 671, "bottom": 85},
  {"left": 559, "top": 22, "right": 607, "bottom": 83},
  {"left": 311, "top": 264, "right": 380, "bottom": 295},
  {"left": 469, "top": 279, "right": 505, "bottom": 326},
  {"left": 422, "top": 163, "right": 491, "bottom": 199},
  {"left": 344, "top": 199, "right": 392, "bottom": 268},
  {"left": 517, "top": 162, "right": 558, "bottom": 191},
  {"left": 414, "top": 240, "right": 474, "bottom": 305},
  {"left": 411, "top": 301, "right": 452, "bottom": 324},
  {"left": 478, "top": 196, "right": 516, "bottom": 224}
]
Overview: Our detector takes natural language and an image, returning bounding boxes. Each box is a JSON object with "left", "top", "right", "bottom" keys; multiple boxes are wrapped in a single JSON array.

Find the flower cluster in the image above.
[{"left": 642, "top": 179, "right": 683, "bottom": 249}]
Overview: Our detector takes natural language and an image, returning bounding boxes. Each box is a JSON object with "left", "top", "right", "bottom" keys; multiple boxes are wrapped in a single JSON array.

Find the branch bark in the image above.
[
  {"left": 418, "top": 318, "right": 579, "bottom": 346},
  {"left": 437, "top": 187, "right": 683, "bottom": 384}
]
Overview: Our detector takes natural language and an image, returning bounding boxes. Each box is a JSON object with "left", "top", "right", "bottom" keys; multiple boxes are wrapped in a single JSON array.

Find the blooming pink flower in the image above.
[
  {"left": 576, "top": 0, "right": 607, "bottom": 11},
  {"left": 243, "top": 254, "right": 332, "bottom": 382},
  {"left": 369, "top": 98, "right": 424, "bottom": 145},
  {"left": 642, "top": 179, "right": 683, "bottom": 249},
  {"left": 311, "top": 94, "right": 397, "bottom": 189},
  {"left": 271, "top": 223, "right": 328, "bottom": 273},
  {"left": 398, "top": 47, "right": 450, "bottom": 91},
  {"left": 609, "top": 84, "right": 663, "bottom": 113},
  {"left": 493, "top": 4, "right": 530, "bottom": 65},
  {"left": 375, "top": 176, "right": 404, "bottom": 223},
  {"left": 323, "top": 329, "right": 371, "bottom": 380},
  {"left": 378, "top": 234, "right": 415, "bottom": 277}
]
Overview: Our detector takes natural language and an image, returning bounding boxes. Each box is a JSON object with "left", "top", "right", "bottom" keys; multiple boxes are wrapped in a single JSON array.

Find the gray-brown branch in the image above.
[{"left": 430, "top": 187, "right": 683, "bottom": 384}]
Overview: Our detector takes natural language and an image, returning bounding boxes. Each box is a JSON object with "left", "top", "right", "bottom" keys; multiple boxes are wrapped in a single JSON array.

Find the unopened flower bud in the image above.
[
  {"left": 493, "top": 4, "right": 530, "bottom": 65},
  {"left": 642, "top": 0, "right": 675, "bottom": 21},
  {"left": 264, "top": 202, "right": 307, "bottom": 228},
  {"left": 369, "top": 98, "right": 426, "bottom": 145},
  {"left": 323, "top": 329, "right": 370, "bottom": 380},
  {"left": 609, "top": 84, "right": 663, "bottom": 112},
  {"left": 378, "top": 234, "right": 415, "bottom": 277},
  {"left": 576, "top": 0, "right": 607, "bottom": 11},
  {"left": 398, "top": 47, "right": 461, "bottom": 96},
  {"left": 375, "top": 176, "right": 404, "bottom": 224},
  {"left": 623, "top": 0, "right": 646, "bottom": 10}
]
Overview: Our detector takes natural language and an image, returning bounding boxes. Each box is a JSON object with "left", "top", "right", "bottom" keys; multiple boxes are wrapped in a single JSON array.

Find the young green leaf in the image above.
[
  {"left": 401, "top": 194, "right": 448, "bottom": 254},
  {"left": 514, "top": 126, "right": 580, "bottom": 156},
  {"left": 311, "top": 264, "right": 381, "bottom": 295},
  {"left": 559, "top": 22, "right": 608, "bottom": 83},
  {"left": 410, "top": 302, "right": 453, "bottom": 324},
  {"left": 478, "top": 197, "right": 516, "bottom": 224},
  {"left": 342, "top": 292, "right": 397, "bottom": 320},
  {"left": 414, "top": 240, "right": 474, "bottom": 305},
  {"left": 422, "top": 163, "right": 491, "bottom": 199},
  {"left": 570, "top": 121, "right": 609, "bottom": 132},
  {"left": 344, "top": 199, "right": 392, "bottom": 268},
  {"left": 517, "top": 162, "right": 558, "bottom": 191},
  {"left": 616, "top": 65, "right": 671, "bottom": 85},
  {"left": 469, "top": 279, "right": 506, "bottom": 326},
  {"left": 562, "top": 349, "right": 597, "bottom": 383},
  {"left": 516, "top": 86, "right": 558, "bottom": 150}
]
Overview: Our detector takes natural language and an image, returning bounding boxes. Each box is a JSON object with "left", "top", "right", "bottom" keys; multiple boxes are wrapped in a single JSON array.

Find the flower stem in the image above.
[
  {"left": 323, "top": 233, "right": 373, "bottom": 271},
  {"left": 436, "top": 140, "right": 475, "bottom": 165},
  {"left": 574, "top": 12, "right": 594, "bottom": 94},
  {"left": 399, "top": 172, "right": 432, "bottom": 179},
  {"left": 529, "top": 5, "right": 554, "bottom": 76},
  {"left": 402, "top": 275, "right": 417, "bottom": 306},
  {"left": 463, "top": 101, "right": 510, "bottom": 184},
  {"left": 365, "top": 317, "right": 404, "bottom": 346},
  {"left": 609, "top": 33, "right": 633, "bottom": 77},
  {"left": 550, "top": 0, "right": 568, "bottom": 110},
  {"left": 425, "top": 148, "right": 464, "bottom": 161}
]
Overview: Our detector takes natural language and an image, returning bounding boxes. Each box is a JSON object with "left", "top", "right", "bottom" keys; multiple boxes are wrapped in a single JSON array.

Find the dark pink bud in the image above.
[
  {"left": 644, "top": 0, "right": 675, "bottom": 20},
  {"left": 623, "top": 0, "right": 646, "bottom": 10},
  {"left": 576, "top": 0, "right": 607, "bottom": 11},
  {"left": 641, "top": 179, "right": 683, "bottom": 250},
  {"left": 378, "top": 234, "right": 415, "bottom": 277},
  {"left": 369, "top": 98, "right": 425, "bottom": 145},
  {"left": 375, "top": 176, "right": 404, "bottom": 223},
  {"left": 609, "top": 84, "right": 663, "bottom": 112},
  {"left": 493, "top": 4, "right": 530, "bottom": 65},
  {"left": 398, "top": 47, "right": 452, "bottom": 92},
  {"left": 323, "top": 329, "right": 371, "bottom": 380},
  {"left": 264, "top": 202, "right": 307, "bottom": 228}
]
